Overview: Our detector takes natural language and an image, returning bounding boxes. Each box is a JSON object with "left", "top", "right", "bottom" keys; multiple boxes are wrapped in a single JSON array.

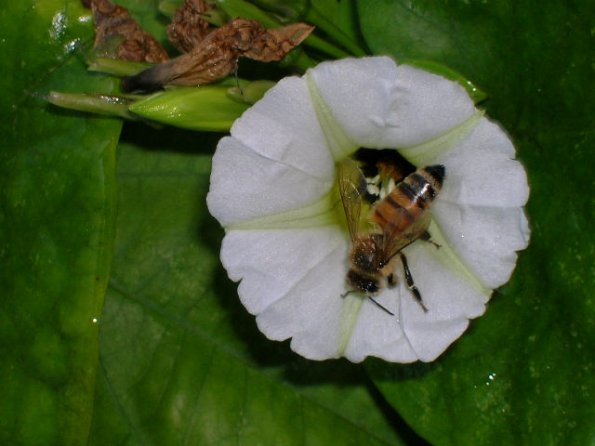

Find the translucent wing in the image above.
[
  {"left": 382, "top": 212, "right": 432, "bottom": 260},
  {"left": 338, "top": 158, "right": 366, "bottom": 242}
]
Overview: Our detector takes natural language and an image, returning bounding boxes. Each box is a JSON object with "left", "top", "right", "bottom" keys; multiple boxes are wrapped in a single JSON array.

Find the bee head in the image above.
[{"left": 347, "top": 270, "right": 379, "bottom": 295}]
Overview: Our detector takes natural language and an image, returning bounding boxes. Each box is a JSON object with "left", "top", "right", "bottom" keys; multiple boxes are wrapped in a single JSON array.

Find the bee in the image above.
[{"left": 338, "top": 154, "right": 445, "bottom": 314}]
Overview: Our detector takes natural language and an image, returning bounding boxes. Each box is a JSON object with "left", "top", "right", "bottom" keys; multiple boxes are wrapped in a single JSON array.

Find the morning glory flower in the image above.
[{"left": 207, "top": 56, "right": 530, "bottom": 363}]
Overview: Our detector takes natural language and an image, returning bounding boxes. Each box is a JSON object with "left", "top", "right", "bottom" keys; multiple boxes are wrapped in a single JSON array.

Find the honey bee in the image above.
[{"left": 338, "top": 154, "right": 445, "bottom": 314}]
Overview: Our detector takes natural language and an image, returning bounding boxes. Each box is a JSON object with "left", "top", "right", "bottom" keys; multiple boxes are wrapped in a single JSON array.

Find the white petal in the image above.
[
  {"left": 406, "top": 241, "right": 489, "bottom": 314},
  {"left": 396, "top": 242, "right": 491, "bottom": 361},
  {"left": 309, "top": 57, "right": 476, "bottom": 148},
  {"left": 433, "top": 201, "right": 530, "bottom": 289},
  {"left": 221, "top": 227, "right": 350, "bottom": 360},
  {"left": 343, "top": 290, "right": 418, "bottom": 363},
  {"left": 437, "top": 118, "right": 529, "bottom": 208},
  {"left": 399, "top": 305, "right": 470, "bottom": 363},
  {"left": 207, "top": 136, "right": 333, "bottom": 227},
  {"left": 231, "top": 76, "right": 334, "bottom": 179},
  {"left": 221, "top": 228, "right": 345, "bottom": 314}
]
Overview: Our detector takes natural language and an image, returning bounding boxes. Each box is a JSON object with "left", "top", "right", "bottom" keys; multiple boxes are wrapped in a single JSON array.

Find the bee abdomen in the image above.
[
  {"left": 373, "top": 165, "right": 444, "bottom": 231},
  {"left": 424, "top": 165, "right": 445, "bottom": 187}
]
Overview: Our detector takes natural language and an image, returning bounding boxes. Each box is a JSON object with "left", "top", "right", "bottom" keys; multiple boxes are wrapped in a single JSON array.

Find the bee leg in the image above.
[
  {"left": 399, "top": 253, "right": 429, "bottom": 312},
  {"left": 387, "top": 273, "right": 397, "bottom": 288},
  {"left": 420, "top": 231, "right": 441, "bottom": 249}
]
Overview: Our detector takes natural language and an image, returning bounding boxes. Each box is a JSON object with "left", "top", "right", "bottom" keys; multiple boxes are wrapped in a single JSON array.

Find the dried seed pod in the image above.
[
  {"left": 123, "top": 18, "right": 314, "bottom": 92},
  {"left": 85, "top": 0, "right": 169, "bottom": 63},
  {"left": 167, "top": 0, "right": 213, "bottom": 54},
  {"left": 241, "top": 22, "right": 316, "bottom": 62}
]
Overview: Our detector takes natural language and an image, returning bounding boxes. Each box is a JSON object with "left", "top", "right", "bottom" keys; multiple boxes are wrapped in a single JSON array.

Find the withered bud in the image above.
[
  {"left": 167, "top": 0, "right": 212, "bottom": 54},
  {"left": 123, "top": 19, "right": 314, "bottom": 92},
  {"left": 85, "top": 0, "right": 169, "bottom": 63}
]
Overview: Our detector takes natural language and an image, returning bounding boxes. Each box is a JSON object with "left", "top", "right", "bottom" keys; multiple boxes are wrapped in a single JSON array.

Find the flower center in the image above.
[
  {"left": 334, "top": 147, "right": 418, "bottom": 237},
  {"left": 352, "top": 148, "right": 417, "bottom": 203}
]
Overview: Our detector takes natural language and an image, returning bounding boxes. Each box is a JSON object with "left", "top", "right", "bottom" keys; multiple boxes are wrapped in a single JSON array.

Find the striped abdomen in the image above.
[{"left": 372, "top": 165, "right": 445, "bottom": 235}]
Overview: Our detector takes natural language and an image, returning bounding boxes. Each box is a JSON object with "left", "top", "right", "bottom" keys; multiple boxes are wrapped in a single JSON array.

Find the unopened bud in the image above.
[{"left": 128, "top": 86, "right": 250, "bottom": 131}]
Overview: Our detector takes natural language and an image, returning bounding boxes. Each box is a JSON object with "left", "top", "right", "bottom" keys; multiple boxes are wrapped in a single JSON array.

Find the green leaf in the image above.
[
  {"left": 10, "top": 0, "right": 593, "bottom": 444},
  {"left": 360, "top": 1, "right": 595, "bottom": 444},
  {"left": 88, "top": 128, "right": 407, "bottom": 445},
  {"left": 0, "top": 1, "right": 122, "bottom": 444}
]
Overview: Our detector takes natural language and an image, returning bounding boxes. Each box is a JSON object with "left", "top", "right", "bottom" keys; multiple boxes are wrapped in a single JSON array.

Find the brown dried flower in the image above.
[
  {"left": 123, "top": 18, "right": 314, "bottom": 92},
  {"left": 167, "top": 0, "right": 213, "bottom": 54},
  {"left": 85, "top": 0, "right": 169, "bottom": 63}
]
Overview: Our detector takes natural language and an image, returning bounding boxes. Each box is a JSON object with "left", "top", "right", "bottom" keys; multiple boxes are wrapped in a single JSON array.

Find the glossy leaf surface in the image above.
[
  {"left": 3, "top": 0, "right": 592, "bottom": 444},
  {"left": 0, "top": 1, "right": 122, "bottom": 444}
]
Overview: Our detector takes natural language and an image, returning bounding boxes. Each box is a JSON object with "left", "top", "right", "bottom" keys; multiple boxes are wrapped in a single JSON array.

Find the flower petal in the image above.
[
  {"left": 343, "top": 291, "right": 418, "bottom": 363},
  {"left": 433, "top": 201, "right": 530, "bottom": 289},
  {"left": 207, "top": 136, "right": 333, "bottom": 227},
  {"left": 437, "top": 118, "right": 530, "bottom": 208},
  {"left": 399, "top": 306, "right": 470, "bottom": 363},
  {"left": 397, "top": 242, "right": 491, "bottom": 361},
  {"left": 221, "top": 226, "right": 351, "bottom": 360},
  {"left": 230, "top": 76, "right": 334, "bottom": 179},
  {"left": 309, "top": 57, "right": 476, "bottom": 148},
  {"left": 405, "top": 242, "right": 490, "bottom": 315},
  {"left": 221, "top": 227, "right": 345, "bottom": 314}
]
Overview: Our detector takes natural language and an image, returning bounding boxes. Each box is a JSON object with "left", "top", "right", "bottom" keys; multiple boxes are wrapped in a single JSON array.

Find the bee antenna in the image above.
[
  {"left": 341, "top": 290, "right": 395, "bottom": 316},
  {"left": 367, "top": 297, "right": 395, "bottom": 316}
]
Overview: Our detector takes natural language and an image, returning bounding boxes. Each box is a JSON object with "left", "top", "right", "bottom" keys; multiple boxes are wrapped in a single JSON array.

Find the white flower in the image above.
[{"left": 207, "top": 56, "right": 530, "bottom": 363}]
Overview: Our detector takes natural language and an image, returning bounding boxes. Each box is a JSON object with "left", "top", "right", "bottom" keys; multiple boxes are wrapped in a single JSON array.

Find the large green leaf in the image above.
[
  {"left": 6, "top": 0, "right": 593, "bottom": 444},
  {"left": 88, "top": 129, "right": 405, "bottom": 445},
  {"left": 359, "top": 1, "right": 594, "bottom": 444},
  {"left": 0, "top": 1, "right": 122, "bottom": 444}
]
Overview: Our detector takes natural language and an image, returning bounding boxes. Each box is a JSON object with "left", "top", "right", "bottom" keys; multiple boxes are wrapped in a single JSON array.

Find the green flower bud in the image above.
[
  {"left": 87, "top": 57, "right": 151, "bottom": 77},
  {"left": 129, "top": 86, "right": 250, "bottom": 132},
  {"left": 48, "top": 92, "right": 137, "bottom": 120}
]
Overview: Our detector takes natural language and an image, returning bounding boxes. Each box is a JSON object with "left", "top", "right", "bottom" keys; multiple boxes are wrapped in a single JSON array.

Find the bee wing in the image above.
[
  {"left": 338, "top": 158, "right": 366, "bottom": 242},
  {"left": 382, "top": 212, "right": 432, "bottom": 260}
]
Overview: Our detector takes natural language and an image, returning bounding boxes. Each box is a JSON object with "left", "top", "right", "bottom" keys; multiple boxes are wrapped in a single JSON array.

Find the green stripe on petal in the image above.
[
  {"left": 399, "top": 110, "right": 484, "bottom": 166},
  {"left": 424, "top": 219, "right": 492, "bottom": 298},
  {"left": 306, "top": 72, "right": 358, "bottom": 161},
  {"left": 227, "top": 191, "right": 339, "bottom": 230},
  {"left": 338, "top": 293, "right": 365, "bottom": 356}
]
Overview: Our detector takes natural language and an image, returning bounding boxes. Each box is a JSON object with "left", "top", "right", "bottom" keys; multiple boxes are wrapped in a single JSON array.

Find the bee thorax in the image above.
[{"left": 350, "top": 235, "right": 385, "bottom": 273}]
